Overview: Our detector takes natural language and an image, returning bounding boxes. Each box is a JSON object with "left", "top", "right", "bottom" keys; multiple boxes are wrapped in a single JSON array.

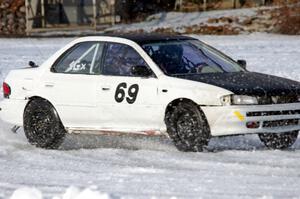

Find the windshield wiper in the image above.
[{"left": 196, "top": 47, "right": 226, "bottom": 73}]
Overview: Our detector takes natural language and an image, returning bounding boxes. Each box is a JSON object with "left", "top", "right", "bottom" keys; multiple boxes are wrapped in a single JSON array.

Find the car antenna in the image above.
[{"left": 27, "top": 37, "right": 46, "bottom": 68}]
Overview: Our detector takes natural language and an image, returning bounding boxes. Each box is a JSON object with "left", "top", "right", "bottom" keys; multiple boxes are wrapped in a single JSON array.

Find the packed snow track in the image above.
[{"left": 1, "top": 34, "right": 300, "bottom": 199}]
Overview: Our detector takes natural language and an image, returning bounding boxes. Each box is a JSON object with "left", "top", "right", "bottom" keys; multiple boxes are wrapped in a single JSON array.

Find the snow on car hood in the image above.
[{"left": 173, "top": 72, "right": 300, "bottom": 96}]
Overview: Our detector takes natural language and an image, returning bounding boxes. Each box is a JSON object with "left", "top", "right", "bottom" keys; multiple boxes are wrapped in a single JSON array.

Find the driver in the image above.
[{"left": 158, "top": 44, "right": 189, "bottom": 74}]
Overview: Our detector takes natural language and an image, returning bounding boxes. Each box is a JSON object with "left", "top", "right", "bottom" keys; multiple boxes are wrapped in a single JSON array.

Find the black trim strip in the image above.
[
  {"left": 262, "top": 119, "right": 299, "bottom": 128},
  {"left": 247, "top": 110, "right": 300, "bottom": 117}
]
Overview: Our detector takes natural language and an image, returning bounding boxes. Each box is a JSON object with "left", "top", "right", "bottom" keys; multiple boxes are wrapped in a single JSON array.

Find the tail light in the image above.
[{"left": 3, "top": 82, "right": 11, "bottom": 98}]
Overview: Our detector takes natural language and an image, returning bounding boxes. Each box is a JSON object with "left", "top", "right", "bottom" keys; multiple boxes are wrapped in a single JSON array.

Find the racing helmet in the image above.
[{"left": 159, "top": 44, "right": 183, "bottom": 73}]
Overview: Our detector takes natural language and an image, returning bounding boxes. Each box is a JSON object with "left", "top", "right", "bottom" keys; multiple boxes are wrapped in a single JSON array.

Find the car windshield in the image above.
[{"left": 142, "top": 39, "right": 245, "bottom": 75}]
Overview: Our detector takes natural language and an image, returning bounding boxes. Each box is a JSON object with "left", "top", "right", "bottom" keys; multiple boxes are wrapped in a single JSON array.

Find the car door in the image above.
[
  {"left": 39, "top": 41, "right": 104, "bottom": 128},
  {"left": 96, "top": 42, "right": 161, "bottom": 132}
]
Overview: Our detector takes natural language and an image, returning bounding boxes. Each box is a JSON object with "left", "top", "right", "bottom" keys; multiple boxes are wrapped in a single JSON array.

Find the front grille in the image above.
[
  {"left": 247, "top": 110, "right": 300, "bottom": 117},
  {"left": 262, "top": 119, "right": 299, "bottom": 128},
  {"left": 257, "top": 95, "right": 299, "bottom": 105}
]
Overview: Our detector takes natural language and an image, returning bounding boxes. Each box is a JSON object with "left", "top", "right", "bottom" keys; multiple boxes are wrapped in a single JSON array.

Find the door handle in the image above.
[
  {"left": 102, "top": 87, "right": 110, "bottom": 91},
  {"left": 45, "top": 83, "right": 54, "bottom": 88}
]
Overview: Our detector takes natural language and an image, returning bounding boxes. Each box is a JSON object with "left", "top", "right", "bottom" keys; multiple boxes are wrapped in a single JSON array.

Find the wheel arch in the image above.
[
  {"left": 165, "top": 98, "right": 198, "bottom": 115},
  {"left": 24, "top": 96, "right": 63, "bottom": 125},
  {"left": 164, "top": 98, "right": 210, "bottom": 124}
]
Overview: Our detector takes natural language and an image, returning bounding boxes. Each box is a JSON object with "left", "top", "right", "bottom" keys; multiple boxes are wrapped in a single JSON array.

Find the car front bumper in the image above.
[
  {"left": 0, "top": 99, "right": 28, "bottom": 126},
  {"left": 202, "top": 103, "right": 300, "bottom": 137}
]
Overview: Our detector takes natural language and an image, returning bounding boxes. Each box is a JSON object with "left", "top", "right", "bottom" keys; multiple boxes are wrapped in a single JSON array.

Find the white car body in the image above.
[{"left": 1, "top": 35, "right": 300, "bottom": 139}]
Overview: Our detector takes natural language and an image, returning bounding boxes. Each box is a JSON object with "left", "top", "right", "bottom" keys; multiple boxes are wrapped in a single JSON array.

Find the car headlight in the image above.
[{"left": 220, "top": 95, "right": 258, "bottom": 105}]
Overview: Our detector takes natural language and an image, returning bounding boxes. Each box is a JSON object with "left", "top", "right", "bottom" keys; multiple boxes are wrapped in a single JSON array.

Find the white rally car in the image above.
[{"left": 1, "top": 34, "right": 300, "bottom": 152}]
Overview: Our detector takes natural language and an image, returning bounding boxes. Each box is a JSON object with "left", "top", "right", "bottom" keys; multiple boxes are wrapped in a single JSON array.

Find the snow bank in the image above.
[
  {"left": 11, "top": 186, "right": 118, "bottom": 199},
  {"left": 55, "top": 186, "right": 117, "bottom": 199},
  {"left": 10, "top": 187, "right": 42, "bottom": 199}
]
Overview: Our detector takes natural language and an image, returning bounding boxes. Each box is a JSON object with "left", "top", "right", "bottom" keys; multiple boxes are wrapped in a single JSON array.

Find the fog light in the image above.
[{"left": 246, "top": 121, "right": 260, "bottom": 129}]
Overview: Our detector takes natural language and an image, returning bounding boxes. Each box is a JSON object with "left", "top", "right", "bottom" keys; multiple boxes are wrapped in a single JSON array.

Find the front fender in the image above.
[{"left": 159, "top": 76, "right": 233, "bottom": 106}]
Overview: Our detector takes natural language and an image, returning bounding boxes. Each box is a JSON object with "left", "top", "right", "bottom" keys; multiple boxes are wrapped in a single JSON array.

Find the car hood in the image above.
[{"left": 173, "top": 72, "right": 300, "bottom": 96}]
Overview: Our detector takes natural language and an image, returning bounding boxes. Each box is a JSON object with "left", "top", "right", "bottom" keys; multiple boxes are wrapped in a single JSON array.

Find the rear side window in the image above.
[
  {"left": 52, "top": 42, "right": 104, "bottom": 75},
  {"left": 102, "top": 42, "right": 149, "bottom": 76}
]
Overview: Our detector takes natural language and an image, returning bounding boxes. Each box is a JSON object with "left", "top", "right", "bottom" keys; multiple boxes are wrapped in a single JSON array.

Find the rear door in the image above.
[
  {"left": 96, "top": 42, "right": 161, "bottom": 132},
  {"left": 39, "top": 41, "right": 104, "bottom": 128}
]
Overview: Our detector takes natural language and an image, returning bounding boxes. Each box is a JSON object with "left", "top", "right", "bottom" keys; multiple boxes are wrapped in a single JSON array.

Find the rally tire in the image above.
[
  {"left": 165, "top": 102, "right": 211, "bottom": 152},
  {"left": 23, "top": 98, "right": 66, "bottom": 149},
  {"left": 258, "top": 131, "right": 298, "bottom": 150}
]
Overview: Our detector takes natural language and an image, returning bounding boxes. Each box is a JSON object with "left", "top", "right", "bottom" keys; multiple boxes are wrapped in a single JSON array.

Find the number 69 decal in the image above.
[{"left": 115, "top": 82, "right": 139, "bottom": 104}]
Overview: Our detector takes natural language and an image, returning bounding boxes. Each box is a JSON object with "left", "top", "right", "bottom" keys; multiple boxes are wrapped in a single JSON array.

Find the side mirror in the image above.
[
  {"left": 131, "top": 65, "right": 152, "bottom": 77},
  {"left": 237, "top": 59, "right": 247, "bottom": 69},
  {"left": 29, "top": 61, "right": 39, "bottom": 68}
]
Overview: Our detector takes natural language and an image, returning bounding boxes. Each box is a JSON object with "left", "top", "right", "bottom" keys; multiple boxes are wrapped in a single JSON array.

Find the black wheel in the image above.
[
  {"left": 258, "top": 131, "right": 298, "bottom": 150},
  {"left": 23, "top": 98, "right": 66, "bottom": 149},
  {"left": 165, "top": 102, "right": 211, "bottom": 152}
]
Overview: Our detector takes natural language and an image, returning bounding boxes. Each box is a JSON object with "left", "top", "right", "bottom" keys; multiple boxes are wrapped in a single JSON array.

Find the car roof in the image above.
[{"left": 98, "top": 33, "right": 197, "bottom": 45}]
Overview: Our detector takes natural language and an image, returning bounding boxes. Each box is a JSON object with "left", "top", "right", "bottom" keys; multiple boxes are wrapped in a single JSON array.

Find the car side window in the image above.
[
  {"left": 102, "top": 42, "right": 150, "bottom": 76},
  {"left": 52, "top": 42, "right": 104, "bottom": 75}
]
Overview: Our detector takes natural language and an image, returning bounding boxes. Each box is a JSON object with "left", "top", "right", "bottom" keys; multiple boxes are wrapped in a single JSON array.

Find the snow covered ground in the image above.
[{"left": 1, "top": 34, "right": 300, "bottom": 198}]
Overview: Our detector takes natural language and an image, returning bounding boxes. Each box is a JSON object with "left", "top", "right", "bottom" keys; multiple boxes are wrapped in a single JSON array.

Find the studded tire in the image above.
[
  {"left": 165, "top": 102, "right": 211, "bottom": 152},
  {"left": 258, "top": 131, "right": 298, "bottom": 150},
  {"left": 23, "top": 98, "right": 66, "bottom": 149}
]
